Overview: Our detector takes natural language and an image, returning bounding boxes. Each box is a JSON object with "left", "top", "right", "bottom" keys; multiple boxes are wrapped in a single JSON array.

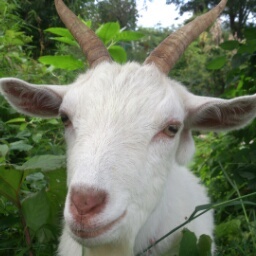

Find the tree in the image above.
[
  {"left": 96, "top": 0, "right": 138, "bottom": 29},
  {"left": 166, "top": 0, "right": 256, "bottom": 38}
]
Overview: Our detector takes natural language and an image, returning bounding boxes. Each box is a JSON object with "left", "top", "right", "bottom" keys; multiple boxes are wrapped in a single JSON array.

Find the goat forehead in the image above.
[{"left": 62, "top": 62, "right": 185, "bottom": 125}]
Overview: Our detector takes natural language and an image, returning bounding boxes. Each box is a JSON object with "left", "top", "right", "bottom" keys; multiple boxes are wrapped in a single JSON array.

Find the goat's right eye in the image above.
[{"left": 60, "top": 113, "right": 70, "bottom": 127}]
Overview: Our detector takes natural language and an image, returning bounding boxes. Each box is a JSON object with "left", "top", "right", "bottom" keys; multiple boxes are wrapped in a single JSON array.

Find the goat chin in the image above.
[{"left": 58, "top": 225, "right": 133, "bottom": 256}]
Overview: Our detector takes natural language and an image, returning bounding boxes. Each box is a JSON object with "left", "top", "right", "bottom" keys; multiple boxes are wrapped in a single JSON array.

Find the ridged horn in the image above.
[
  {"left": 144, "top": 0, "right": 228, "bottom": 74},
  {"left": 54, "top": 0, "right": 112, "bottom": 68}
]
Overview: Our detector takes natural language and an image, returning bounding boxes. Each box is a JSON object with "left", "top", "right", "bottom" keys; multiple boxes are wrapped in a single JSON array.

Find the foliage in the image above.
[
  {"left": 39, "top": 20, "right": 144, "bottom": 70},
  {"left": 192, "top": 27, "right": 256, "bottom": 256},
  {"left": 14, "top": 0, "right": 139, "bottom": 58},
  {"left": 165, "top": 0, "right": 256, "bottom": 38},
  {"left": 0, "top": 1, "right": 66, "bottom": 254}
]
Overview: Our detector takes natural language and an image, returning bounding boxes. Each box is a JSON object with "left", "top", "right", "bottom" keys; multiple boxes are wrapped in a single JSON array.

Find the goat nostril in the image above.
[{"left": 70, "top": 188, "right": 107, "bottom": 216}]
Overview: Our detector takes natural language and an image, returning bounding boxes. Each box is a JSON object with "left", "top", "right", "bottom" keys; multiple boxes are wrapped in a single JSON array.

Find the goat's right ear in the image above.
[{"left": 0, "top": 78, "right": 67, "bottom": 118}]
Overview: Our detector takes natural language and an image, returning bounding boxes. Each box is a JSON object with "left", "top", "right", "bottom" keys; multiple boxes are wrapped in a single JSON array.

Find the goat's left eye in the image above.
[
  {"left": 163, "top": 124, "right": 180, "bottom": 137},
  {"left": 60, "top": 113, "right": 71, "bottom": 127}
]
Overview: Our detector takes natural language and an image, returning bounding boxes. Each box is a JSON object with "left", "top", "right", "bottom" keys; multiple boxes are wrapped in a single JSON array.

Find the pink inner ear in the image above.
[{"left": 3, "top": 81, "right": 62, "bottom": 117}]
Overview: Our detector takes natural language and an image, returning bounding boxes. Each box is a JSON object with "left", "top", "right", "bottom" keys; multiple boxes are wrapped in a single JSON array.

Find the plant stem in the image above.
[{"left": 19, "top": 202, "right": 34, "bottom": 256}]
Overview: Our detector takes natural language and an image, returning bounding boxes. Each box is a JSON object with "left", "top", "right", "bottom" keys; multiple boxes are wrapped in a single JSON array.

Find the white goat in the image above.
[{"left": 1, "top": 0, "right": 256, "bottom": 255}]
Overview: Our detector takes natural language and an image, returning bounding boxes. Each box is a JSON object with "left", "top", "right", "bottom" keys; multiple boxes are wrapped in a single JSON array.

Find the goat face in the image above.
[{"left": 60, "top": 62, "right": 189, "bottom": 246}]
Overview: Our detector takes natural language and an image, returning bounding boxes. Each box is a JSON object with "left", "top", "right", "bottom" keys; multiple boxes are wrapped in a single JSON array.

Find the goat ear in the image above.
[
  {"left": 0, "top": 78, "right": 67, "bottom": 118},
  {"left": 185, "top": 94, "right": 256, "bottom": 131}
]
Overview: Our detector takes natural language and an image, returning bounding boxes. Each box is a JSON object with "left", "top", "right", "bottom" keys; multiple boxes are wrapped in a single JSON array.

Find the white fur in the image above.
[{"left": 1, "top": 62, "right": 256, "bottom": 256}]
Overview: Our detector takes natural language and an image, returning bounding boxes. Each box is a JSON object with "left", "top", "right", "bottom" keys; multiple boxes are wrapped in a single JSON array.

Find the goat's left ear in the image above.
[
  {"left": 0, "top": 78, "right": 67, "bottom": 118},
  {"left": 185, "top": 94, "right": 256, "bottom": 131}
]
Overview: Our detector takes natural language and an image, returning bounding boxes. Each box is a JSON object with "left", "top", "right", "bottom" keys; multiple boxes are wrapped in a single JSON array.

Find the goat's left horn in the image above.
[
  {"left": 54, "top": 0, "right": 112, "bottom": 68},
  {"left": 144, "top": 0, "right": 228, "bottom": 74}
]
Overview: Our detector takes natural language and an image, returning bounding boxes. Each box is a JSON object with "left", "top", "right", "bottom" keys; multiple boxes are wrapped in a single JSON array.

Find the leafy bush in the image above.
[{"left": 192, "top": 27, "right": 256, "bottom": 256}]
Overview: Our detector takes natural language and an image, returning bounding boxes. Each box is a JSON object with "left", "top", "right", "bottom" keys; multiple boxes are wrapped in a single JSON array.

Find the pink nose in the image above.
[{"left": 70, "top": 187, "right": 107, "bottom": 217}]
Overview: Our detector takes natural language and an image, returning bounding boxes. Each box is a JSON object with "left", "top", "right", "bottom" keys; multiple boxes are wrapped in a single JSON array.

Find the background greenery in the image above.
[{"left": 0, "top": 0, "right": 255, "bottom": 255}]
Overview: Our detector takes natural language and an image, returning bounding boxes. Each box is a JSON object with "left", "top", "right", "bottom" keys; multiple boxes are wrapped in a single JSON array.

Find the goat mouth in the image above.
[{"left": 71, "top": 211, "right": 126, "bottom": 239}]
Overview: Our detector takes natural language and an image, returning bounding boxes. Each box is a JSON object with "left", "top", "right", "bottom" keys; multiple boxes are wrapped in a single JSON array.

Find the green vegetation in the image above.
[{"left": 0, "top": 0, "right": 256, "bottom": 255}]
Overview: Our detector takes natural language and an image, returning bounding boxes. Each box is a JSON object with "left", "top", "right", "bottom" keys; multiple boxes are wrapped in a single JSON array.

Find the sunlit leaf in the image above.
[
  {"left": 39, "top": 55, "right": 84, "bottom": 70},
  {"left": 96, "top": 22, "right": 120, "bottom": 44},
  {"left": 116, "top": 31, "right": 144, "bottom": 42},
  {"left": 45, "top": 27, "right": 73, "bottom": 39},
  {"left": 108, "top": 45, "right": 127, "bottom": 63}
]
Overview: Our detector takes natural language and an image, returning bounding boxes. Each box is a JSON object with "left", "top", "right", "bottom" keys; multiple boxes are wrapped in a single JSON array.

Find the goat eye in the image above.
[
  {"left": 60, "top": 113, "right": 70, "bottom": 126},
  {"left": 163, "top": 124, "right": 180, "bottom": 137}
]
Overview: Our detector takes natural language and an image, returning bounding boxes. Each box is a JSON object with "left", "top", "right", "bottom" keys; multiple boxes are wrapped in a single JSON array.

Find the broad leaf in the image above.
[
  {"left": 0, "top": 144, "right": 8, "bottom": 157},
  {"left": 9, "top": 140, "right": 33, "bottom": 152},
  {"left": 179, "top": 229, "right": 199, "bottom": 256},
  {"left": 238, "top": 40, "right": 256, "bottom": 54},
  {"left": 197, "top": 234, "right": 212, "bottom": 256},
  {"left": 39, "top": 55, "right": 84, "bottom": 70},
  {"left": 206, "top": 56, "right": 226, "bottom": 70},
  {"left": 96, "top": 22, "right": 120, "bottom": 44},
  {"left": 50, "top": 37, "right": 78, "bottom": 47},
  {"left": 220, "top": 40, "right": 239, "bottom": 51},
  {"left": 6, "top": 117, "right": 26, "bottom": 124},
  {"left": 116, "top": 31, "right": 144, "bottom": 42},
  {"left": 108, "top": 45, "right": 127, "bottom": 63},
  {"left": 45, "top": 27, "right": 73, "bottom": 39},
  {"left": 18, "top": 155, "right": 66, "bottom": 172},
  {"left": 22, "top": 190, "right": 50, "bottom": 231},
  {"left": 0, "top": 168, "right": 23, "bottom": 204}
]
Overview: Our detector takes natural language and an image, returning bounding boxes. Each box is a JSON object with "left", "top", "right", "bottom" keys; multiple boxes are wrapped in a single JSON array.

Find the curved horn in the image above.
[
  {"left": 144, "top": 0, "right": 228, "bottom": 74},
  {"left": 54, "top": 0, "right": 112, "bottom": 68}
]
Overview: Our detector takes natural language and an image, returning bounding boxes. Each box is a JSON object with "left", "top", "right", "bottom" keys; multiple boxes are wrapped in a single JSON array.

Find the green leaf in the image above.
[
  {"left": 179, "top": 229, "right": 199, "bottom": 256},
  {"left": 197, "top": 234, "right": 212, "bottom": 256},
  {"left": 0, "top": 168, "right": 23, "bottom": 204},
  {"left": 206, "top": 56, "right": 226, "bottom": 70},
  {"left": 9, "top": 140, "right": 33, "bottom": 152},
  {"left": 215, "top": 219, "right": 241, "bottom": 239},
  {"left": 45, "top": 27, "right": 73, "bottom": 39},
  {"left": 36, "top": 225, "right": 55, "bottom": 243},
  {"left": 0, "top": 144, "right": 8, "bottom": 157},
  {"left": 82, "top": 19, "right": 92, "bottom": 28},
  {"left": 50, "top": 37, "right": 78, "bottom": 47},
  {"left": 115, "top": 31, "right": 144, "bottom": 42},
  {"left": 231, "top": 53, "right": 248, "bottom": 69},
  {"left": 96, "top": 22, "right": 120, "bottom": 44},
  {"left": 6, "top": 117, "right": 26, "bottom": 124},
  {"left": 17, "top": 155, "right": 66, "bottom": 172},
  {"left": 108, "top": 45, "right": 127, "bottom": 63},
  {"left": 22, "top": 190, "right": 50, "bottom": 231},
  {"left": 244, "top": 28, "right": 256, "bottom": 40},
  {"left": 220, "top": 40, "right": 239, "bottom": 51},
  {"left": 238, "top": 40, "right": 256, "bottom": 54},
  {"left": 39, "top": 55, "right": 84, "bottom": 71}
]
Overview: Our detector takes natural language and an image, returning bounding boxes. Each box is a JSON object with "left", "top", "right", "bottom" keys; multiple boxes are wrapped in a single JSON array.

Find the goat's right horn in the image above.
[
  {"left": 54, "top": 0, "right": 112, "bottom": 68},
  {"left": 144, "top": 0, "right": 228, "bottom": 74}
]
